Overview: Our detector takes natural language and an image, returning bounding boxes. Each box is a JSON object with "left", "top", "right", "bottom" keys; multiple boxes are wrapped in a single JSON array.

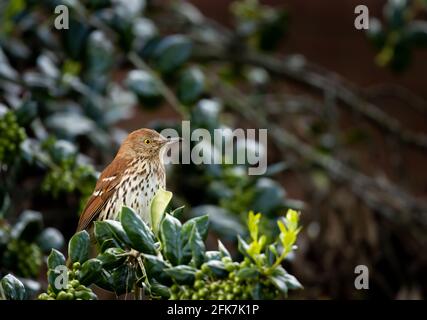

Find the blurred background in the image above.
[{"left": 0, "top": 0, "right": 426, "bottom": 299}]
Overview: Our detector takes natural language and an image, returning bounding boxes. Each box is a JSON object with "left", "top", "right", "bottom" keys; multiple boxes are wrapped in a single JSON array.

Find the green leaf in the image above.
[
  {"left": 185, "top": 225, "right": 205, "bottom": 268},
  {"left": 68, "top": 230, "right": 90, "bottom": 264},
  {"left": 94, "top": 220, "right": 131, "bottom": 249},
  {"left": 97, "top": 248, "right": 127, "bottom": 269},
  {"left": 177, "top": 66, "right": 205, "bottom": 105},
  {"left": 37, "top": 227, "right": 64, "bottom": 253},
  {"left": 94, "top": 221, "right": 122, "bottom": 250},
  {"left": 248, "top": 211, "right": 261, "bottom": 241},
  {"left": 218, "top": 240, "right": 231, "bottom": 258},
  {"left": 160, "top": 214, "right": 182, "bottom": 265},
  {"left": 191, "top": 205, "right": 245, "bottom": 239},
  {"left": 205, "top": 260, "right": 228, "bottom": 278},
  {"left": 205, "top": 251, "right": 222, "bottom": 261},
  {"left": 283, "top": 273, "right": 303, "bottom": 290},
  {"left": 120, "top": 206, "right": 156, "bottom": 255},
  {"left": 164, "top": 265, "right": 196, "bottom": 284},
  {"left": 150, "top": 189, "right": 173, "bottom": 236},
  {"left": 11, "top": 210, "right": 43, "bottom": 242},
  {"left": 269, "top": 266, "right": 302, "bottom": 295},
  {"left": 236, "top": 267, "right": 259, "bottom": 279},
  {"left": 143, "top": 254, "right": 172, "bottom": 284},
  {"left": 149, "top": 278, "right": 170, "bottom": 298},
  {"left": 0, "top": 274, "right": 26, "bottom": 300},
  {"left": 109, "top": 264, "right": 136, "bottom": 295},
  {"left": 153, "top": 35, "right": 192, "bottom": 73},
  {"left": 126, "top": 70, "right": 163, "bottom": 107},
  {"left": 265, "top": 244, "right": 277, "bottom": 267},
  {"left": 47, "top": 249, "right": 66, "bottom": 270},
  {"left": 251, "top": 178, "right": 286, "bottom": 215},
  {"left": 237, "top": 235, "right": 252, "bottom": 260},
  {"left": 79, "top": 259, "right": 103, "bottom": 286},
  {"left": 181, "top": 215, "right": 209, "bottom": 241}
]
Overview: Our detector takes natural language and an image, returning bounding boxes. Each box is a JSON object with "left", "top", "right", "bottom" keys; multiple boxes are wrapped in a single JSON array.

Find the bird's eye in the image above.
[{"left": 144, "top": 139, "right": 151, "bottom": 144}]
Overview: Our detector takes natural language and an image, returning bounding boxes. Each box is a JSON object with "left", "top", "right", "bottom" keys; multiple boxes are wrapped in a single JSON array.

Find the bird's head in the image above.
[{"left": 118, "top": 128, "right": 180, "bottom": 159}]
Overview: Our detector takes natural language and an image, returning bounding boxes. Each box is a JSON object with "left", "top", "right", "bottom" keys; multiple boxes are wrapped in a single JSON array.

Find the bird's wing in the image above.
[{"left": 76, "top": 157, "right": 130, "bottom": 231}]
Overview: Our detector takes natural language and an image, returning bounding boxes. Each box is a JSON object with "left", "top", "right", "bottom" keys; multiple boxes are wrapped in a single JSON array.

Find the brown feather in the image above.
[{"left": 76, "top": 156, "right": 130, "bottom": 231}]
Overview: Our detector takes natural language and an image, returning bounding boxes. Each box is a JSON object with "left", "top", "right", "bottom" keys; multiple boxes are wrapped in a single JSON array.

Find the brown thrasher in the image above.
[{"left": 76, "top": 128, "right": 179, "bottom": 231}]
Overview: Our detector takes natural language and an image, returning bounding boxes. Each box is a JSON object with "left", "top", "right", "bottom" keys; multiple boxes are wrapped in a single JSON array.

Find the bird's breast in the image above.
[{"left": 102, "top": 161, "right": 165, "bottom": 224}]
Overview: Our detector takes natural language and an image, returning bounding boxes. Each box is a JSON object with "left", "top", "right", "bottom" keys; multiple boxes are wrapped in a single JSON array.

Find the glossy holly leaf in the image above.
[
  {"left": 47, "top": 249, "right": 66, "bottom": 270},
  {"left": 164, "top": 265, "right": 196, "bottom": 284},
  {"left": 182, "top": 225, "right": 205, "bottom": 268},
  {"left": 149, "top": 278, "right": 170, "bottom": 298},
  {"left": 160, "top": 214, "right": 183, "bottom": 265},
  {"left": 109, "top": 264, "right": 137, "bottom": 295},
  {"left": 205, "top": 260, "right": 228, "bottom": 278},
  {"left": 120, "top": 206, "right": 156, "bottom": 255},
  {"left": 94, "top": 220, "right": 131, "bottom": 249},
  {"left": 143, "top": 254, "right": 172, "bottom": 284},
  {"left": 94, "top": 221, "right": 123, "bottom": 250},
  {"left": 68, "top": 230, "right": 90, "bottom": 264},
  {"left": 0, "top": 274, "right": 26, "bottom": 300},
  {"left": 79, "top": 258, "right": 103, "bottom": 286},
  {"left": 97, "top": 248, "right": 127, "bottom": 269},
  {"left": 269, "top": 266, "right": 302, "bottom": 295},
  {"left": 181, "top": 215, "right": 209, "bottom": 241},
  {"left": 236, "top": 266, "right": 259, "bottom": 279},
  {"left": 150, "top": 188, "right": 172, "bottom": 236}
]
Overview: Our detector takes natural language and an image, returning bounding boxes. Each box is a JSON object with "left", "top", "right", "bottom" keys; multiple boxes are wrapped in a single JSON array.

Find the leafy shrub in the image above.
[{"left": 29, "top": 190, "right": 302, "bottom": 300}]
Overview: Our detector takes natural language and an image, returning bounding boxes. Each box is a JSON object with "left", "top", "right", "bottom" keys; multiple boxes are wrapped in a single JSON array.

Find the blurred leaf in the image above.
[
  {"left": 126, "top": 69, "right": 163, "bottom": 107},
  {"left": 152, "top": 35, "right": 192, "bottom": 74},
  {"left": 37, "top": 228, "right": 64, "bottom": 253},
  {"left": 251, "top": 178, "right": 286, "bottom": 215},
  {"left": 11, "top": 210, "right": 43, "bottom": 242},
  {"left": 218, "top": 240, "right": 231, "bottom": 258},
  {"left": 191, "top": 205, "right": 245, "bottom": 239},
  {"left": 0, "top": 274, "right": 26, "bottom": 300},
  {"left": 177, "top": 66, "right": 205, "bottom": 105}
]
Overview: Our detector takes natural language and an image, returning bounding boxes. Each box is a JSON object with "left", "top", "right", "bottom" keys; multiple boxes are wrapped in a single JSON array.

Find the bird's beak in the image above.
[
  {"left": 166, "top": 137, "right": 182, "bottom": 145},
  {"left": 159, "top": 136, "right": 182, "bottom": 145}
]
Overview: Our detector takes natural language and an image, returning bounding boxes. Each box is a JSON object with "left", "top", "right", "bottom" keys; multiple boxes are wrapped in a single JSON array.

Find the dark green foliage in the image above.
[{"left": 367, "top": 0, "right": 427, "bottom": 72}]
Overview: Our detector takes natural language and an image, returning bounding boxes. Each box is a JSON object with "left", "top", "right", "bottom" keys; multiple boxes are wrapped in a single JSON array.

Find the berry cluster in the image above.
[
  {"left": 0, "top": 111, "right": 26, "bottom": 165},
  {"left": 169, "top": 257, "right": 278, "bottom": 300},
  {"left": 3, "top": 239, "right": 42, "bottom": 278},
  {"left": 42, "top": 159, "right": 96, "bottom": 198},
  {"left": 38, "top": 262, "right": 97, "bottom": 300}
]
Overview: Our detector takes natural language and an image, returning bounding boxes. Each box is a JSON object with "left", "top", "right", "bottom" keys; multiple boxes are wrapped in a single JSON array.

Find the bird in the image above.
[{"left": 76, "top": 128, "right": 180, "bottom": 232}]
